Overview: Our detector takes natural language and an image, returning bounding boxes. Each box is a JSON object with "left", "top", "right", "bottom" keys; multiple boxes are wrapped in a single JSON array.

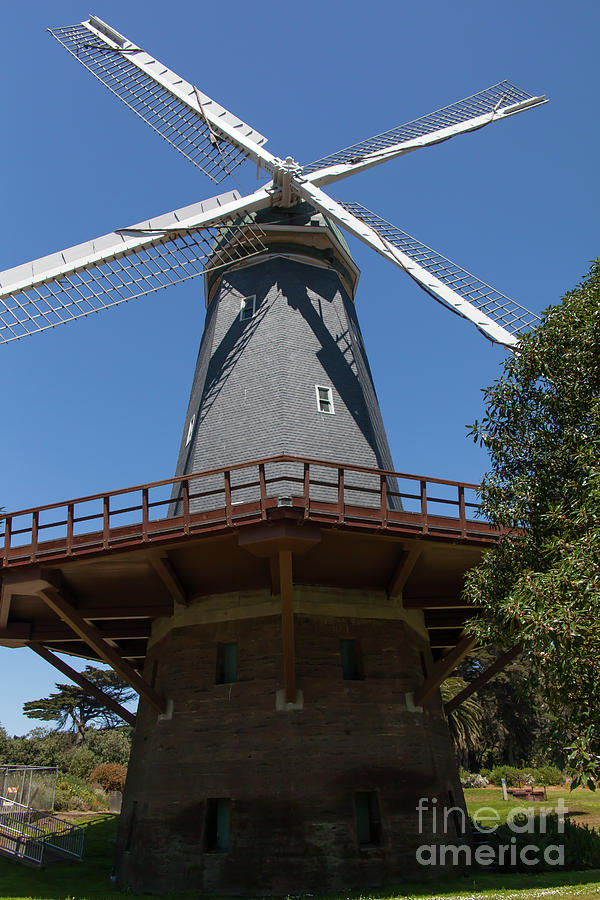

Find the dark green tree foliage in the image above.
[
  {"left": 22, "top": 667, "right": 136, "bottom": 743},
  {"left": 440, "top": 676, "right": 484, "bottom": 766},
  {"left": 466, "top": 260, "right": 600, "bottom": 785},
  {"left": 457, "top": 651, "right": 561, "bottom": 769},
  {"left": 0, "top": 724, "right": 132, "bottom": 771}
]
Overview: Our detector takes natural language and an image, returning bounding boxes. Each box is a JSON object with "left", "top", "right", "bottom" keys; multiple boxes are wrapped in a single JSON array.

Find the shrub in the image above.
[
  {"left": 86, "top": 728, "right": 132, "bottom": 766},
  {"left": 68, "top": 747, "right": 98, "bottom": 780},
  {"left": 53, "top": 774, "right": 107, "bottom": 812},
  {"left": 489, "top": 765, "right": 522, "bottom": 786},
  {"left": 534, "top": 765, "right": 564, "bottom": 786},
  {"left": 89, "top": 762, "right": 127, "bottom": 792},
  {"left": 487, "top": 764, "right": 564, "bottom": 787},
  {"left": 54, "top": 786, "right": 86, "bottom": 812},
  {"left": 495, "top": 814, "right": 600, "bottom": 870}
]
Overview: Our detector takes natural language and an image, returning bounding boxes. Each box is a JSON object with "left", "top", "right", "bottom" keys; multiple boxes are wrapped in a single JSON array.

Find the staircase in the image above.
[{"left": 0, "top": 796, "right": 85, "bottom": 866}]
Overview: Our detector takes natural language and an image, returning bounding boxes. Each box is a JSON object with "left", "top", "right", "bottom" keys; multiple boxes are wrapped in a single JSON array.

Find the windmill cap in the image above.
[{"left": 204, "top": 201, "right": 360, "bottom": 306}]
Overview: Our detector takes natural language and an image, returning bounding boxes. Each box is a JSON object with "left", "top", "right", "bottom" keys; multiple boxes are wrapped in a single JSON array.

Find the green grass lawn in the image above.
[
  {"left": 465, "top": 786, "right": 600, "bottom": 831},
  {"left": 1, "top": 795, "right": 600, "bottom": 900}
]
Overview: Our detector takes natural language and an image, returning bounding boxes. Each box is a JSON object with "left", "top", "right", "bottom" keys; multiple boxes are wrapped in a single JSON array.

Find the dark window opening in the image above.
[
  {"left": 340, "top": 638, "right": 364, "bottom": 680},
  {"left": 125, "top": 800, "right": 137, "bottom": 852},
  {"left": 205, "top": 798, "right": 231, "bottom": 852},
  {"left": 354, "top": 791, "right": 382, "bottom": 846},
  {"left": 216, "top": 642, "right": 238, "bottom": 685}
]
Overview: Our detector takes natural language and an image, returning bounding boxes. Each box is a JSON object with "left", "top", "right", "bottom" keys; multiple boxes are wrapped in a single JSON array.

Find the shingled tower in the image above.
[{"left": 171, "top": 203, "right": 396, "bottom": 495}]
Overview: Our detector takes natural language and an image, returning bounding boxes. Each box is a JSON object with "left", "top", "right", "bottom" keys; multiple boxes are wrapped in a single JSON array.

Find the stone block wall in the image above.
[{"left": 115, "top": 609, "right": 467, "bottom": 894}]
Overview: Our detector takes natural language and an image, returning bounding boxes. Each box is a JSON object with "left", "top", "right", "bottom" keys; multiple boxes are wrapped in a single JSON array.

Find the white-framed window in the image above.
[
  {"left": 185, "top": 413, "right": 196, "bottom": 447},
  {"left": 315, "top": 384, "right": 334, "bottom": 415},
  {"left": 239, "top": 294, "right": 257, "bottom": 321}
]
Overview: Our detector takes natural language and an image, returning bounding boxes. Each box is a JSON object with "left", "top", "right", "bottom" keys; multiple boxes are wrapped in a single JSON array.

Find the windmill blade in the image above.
[
  {"left": 303, "top": 82, "right": 546, "bottom": 187},
  {"left": 48, "top": 16, "right": 277, "bottom": 183},
  {"left": 0, "top": 189, "right": 271, "bottom": 345},
  {"left": 297, "top": 184, "right": 540, "bottom": 348}
]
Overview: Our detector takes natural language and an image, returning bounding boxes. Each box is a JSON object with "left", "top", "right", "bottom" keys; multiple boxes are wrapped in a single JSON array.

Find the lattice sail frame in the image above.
[
  {"left": 48, "top": 21, "right": 269, "bottom": 184},
  {"left": 0, "top": 193, "right": 269, "bottom": 343},
  {"left": 0, "top": 14, "right": 547, "bottom": 348},
  {"left": 339, "top": 201, "right": 541, "bottom": 338},
  {"left": 303, "top": 82, "right": 540, "bottom": 174}
]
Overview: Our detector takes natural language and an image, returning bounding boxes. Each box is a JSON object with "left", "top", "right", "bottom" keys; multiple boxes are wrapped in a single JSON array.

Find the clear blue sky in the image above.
[{"left": 1, "top": 0, "right": 597, "bottom": 736}]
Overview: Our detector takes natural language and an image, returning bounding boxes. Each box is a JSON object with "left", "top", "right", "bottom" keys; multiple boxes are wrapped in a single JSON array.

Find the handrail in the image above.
[
  {"left": 0, "top": 454, "right": 480, "bottom": 519},
  {"left": 0, "top": 454, "right": 493, "bottom": 569},
  {"left": 0, "top": 795, "right": 85, "bottom": 863}
]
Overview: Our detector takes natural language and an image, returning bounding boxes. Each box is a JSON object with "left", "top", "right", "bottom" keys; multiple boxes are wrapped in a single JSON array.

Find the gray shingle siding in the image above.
[{"left": 171, "top": 251, "right": 398, "bottom": 511}]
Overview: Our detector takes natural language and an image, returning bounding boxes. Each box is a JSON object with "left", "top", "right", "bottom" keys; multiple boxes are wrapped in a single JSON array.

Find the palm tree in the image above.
[{"left": 441, "top": 677, "right": 484, "bottom": 768}]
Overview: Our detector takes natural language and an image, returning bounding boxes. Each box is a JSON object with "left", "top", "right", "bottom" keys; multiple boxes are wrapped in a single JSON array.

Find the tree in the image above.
[
  {"left": 456, "top": 651, "right": 560, "bottom": 770},
  {"left": 23, "top": 667, "right": 136, "bottom": 744},
  {"left": 440, "top": 677, "right": 484, "bottom": 767},
  {"left": 465, "top": 259, "right": 600, "bottom": 785}
]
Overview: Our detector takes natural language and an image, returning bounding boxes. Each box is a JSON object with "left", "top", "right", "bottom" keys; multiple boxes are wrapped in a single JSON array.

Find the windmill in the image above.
[{"left": 0, "top": 15, "right": 546, "bottom": 894}]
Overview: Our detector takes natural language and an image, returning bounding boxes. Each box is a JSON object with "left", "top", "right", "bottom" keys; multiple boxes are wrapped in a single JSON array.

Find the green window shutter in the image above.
[
  {"left": 340, "top": 639, "right": 363, "bottom": 680},
  {"left": 216, "top": 642, "right": 238, "bottom": 684},
  {"left": 216, "top": 798, "right": 231, "bottom": 851},
  {"left": 354, "top": 792, "right": 371, "bottom": 844},
  {"left": 222, "top": 643, "right": 238, "bottom": 684},
  {"left": 205, "top": 798, "right": 231, "bottom": 852}
]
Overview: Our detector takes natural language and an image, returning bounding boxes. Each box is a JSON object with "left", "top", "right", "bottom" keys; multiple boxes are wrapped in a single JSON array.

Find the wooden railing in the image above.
[{"left": 0, "top": 455, "right": 495, "bottom": 568}]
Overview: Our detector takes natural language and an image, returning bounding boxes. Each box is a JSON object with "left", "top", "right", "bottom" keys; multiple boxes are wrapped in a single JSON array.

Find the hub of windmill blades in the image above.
[{"left": 0, "top": 13, "right": 546, "bottom": 350}]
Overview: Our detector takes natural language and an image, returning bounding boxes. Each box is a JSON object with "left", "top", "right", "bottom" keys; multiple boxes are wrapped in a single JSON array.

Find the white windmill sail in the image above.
[
  {"left": 303, "top": 81, "right": 547, "bottom": 187},
  {"left": 296, "top": 185, "right": 540, "bottom": 347},
  {"left": 1, "top": 16, "right": 547, "bottom": 350},
  {"left": 0, "top": 190, "right": 270, "bottom": 344},
  {"left": 48, "top": 16, "right": 277, "bottom": 183}
]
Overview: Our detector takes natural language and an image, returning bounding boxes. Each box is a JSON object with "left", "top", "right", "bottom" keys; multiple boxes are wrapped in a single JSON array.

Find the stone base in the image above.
[{"left": 115, "top": 603, "right": 466, "bottom": 894}]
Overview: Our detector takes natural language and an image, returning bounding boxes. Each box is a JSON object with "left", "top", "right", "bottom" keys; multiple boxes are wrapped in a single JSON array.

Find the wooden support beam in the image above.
[
  {"left": 30, "top": 643, "right": 137, "bottom": 727},
  {"left": 429, "top": 629, "right": 466, "bottom": 649},
  {"left": 269, "top": 555, "right": 280, "bottom": 596},
  {"left": 388, "top": 548, "right": 421, "bottom": 597},
  {"left": 26, "top": 622, "right": 152, "bottom": 642},
  {"left": 445, "top": 645, "right": 521, "bottom": 714},
  {"left": 404, "top": 596, "right": 478, "bottom": 610},
  {"left": 149, "top": 552, "right": 187, "bottom": 606},
  {"left": 414, "top": 634, "right": 476, "bottom": 707},
  {"left": 76, "top": 604, "right": 173, "bottom": 620},
  {"left": 38, "top": 584, "right": 166, "bottom": 714},
  {"left": 0, "top": 580, "right": 12, "bottom": 629},
  {"left": 278, "top": 549, "right": 296, "bottom": 704}
]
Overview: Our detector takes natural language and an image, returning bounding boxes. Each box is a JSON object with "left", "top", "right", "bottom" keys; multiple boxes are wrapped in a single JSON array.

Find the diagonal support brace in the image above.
[
  {"left": 444, "top": 644, "right": 521, "bottom": 714},
  {"left": 414, "top": 634, "right": 476, "bottom": 707},
  {"left": 38, "top": 583, "right": 166, "bottom": 715},
  {"left": 30, "top": 642, "right": 137, "bottom": 727}
]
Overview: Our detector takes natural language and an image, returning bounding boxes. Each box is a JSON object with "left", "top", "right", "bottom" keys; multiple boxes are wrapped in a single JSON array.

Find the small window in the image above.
[
  {"left": 354, "top": 791, "right": 382, "bottom": 846},
  {"left": 125, "top": 800, "right": 138, "bottom": 852},
  {"left": 185, "top": 413, "right": 196, "bottom": 447},
  {"left": 340, "top": 638, "right": 364, "bottom": 680},
  {"left": 315, "top": 384, "right": 334, "bottom": 414},
  {"left": 239, "top": 295, "right": 256, "bottom": 321},
  {"left": 216, "top": 642, "right": 238, "bottom": 685},
  {"left": 205, "top": 798, "right": 231, "bottom": 852}
]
